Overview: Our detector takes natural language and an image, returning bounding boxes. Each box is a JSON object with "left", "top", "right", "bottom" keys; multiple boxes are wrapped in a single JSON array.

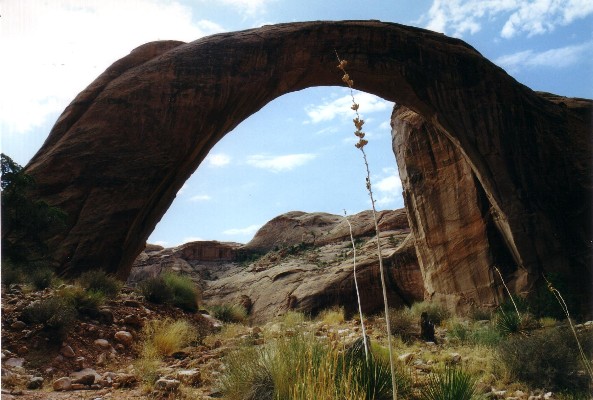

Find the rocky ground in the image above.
[{"left": 2, "top": 279, "right": 591, "bottom": 399}]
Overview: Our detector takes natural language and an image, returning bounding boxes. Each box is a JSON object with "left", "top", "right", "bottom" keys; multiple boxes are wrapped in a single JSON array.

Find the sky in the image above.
[{"left": 1, "top": 0, "right": 592, "bottom": 247}]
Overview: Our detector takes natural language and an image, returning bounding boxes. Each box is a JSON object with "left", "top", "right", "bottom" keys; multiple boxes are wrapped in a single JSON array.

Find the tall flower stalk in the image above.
[
  {"left": 344, "top": 210, "right": 369, "bottom": 362},
  {"left": 544, "top": 275, "right": 593, "bottom": 382},
  {"left": 336, "top": 52, "right": 398, "bottom": 400}
]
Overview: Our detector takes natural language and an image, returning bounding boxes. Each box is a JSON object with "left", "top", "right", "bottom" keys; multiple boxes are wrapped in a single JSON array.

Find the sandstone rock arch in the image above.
[{"left": 24, "top": 21, "right": 591, "bottom": 309}]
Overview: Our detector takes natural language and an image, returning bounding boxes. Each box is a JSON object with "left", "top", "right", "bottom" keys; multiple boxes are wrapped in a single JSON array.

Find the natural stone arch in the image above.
[{"left": 24, "top": 21, "right": 591, "bottom": 309}]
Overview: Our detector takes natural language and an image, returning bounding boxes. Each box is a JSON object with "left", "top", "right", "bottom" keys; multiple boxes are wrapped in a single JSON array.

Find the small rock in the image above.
[
  {"left": 10, "top": 321, "right": 26, "bottom": 330},
  {"left": 16, "top": 345, "right": 28, "bottom": 355},
  {"left": 398, "top": 352, "right": 415, "bottom": 364},
  {"left": 94, "top": 339, "right": 111, "bottom": 350},
  {"left": 448, "top": 352, "right": 462, "bottom": 364},
  {"left": 72, "top": 373, "right": 95, "bottom": 385},
  {"left": 543, "top": 393, "right": 553, "bottom": 400},
  {"left": 123, "top": 314, "right": 143, "bottom": 327},
  {"left": 155, "top": 378, "right": 181, "bottom": 392},
  {"left": 96, "top": 353, "right": 106, "bottom": 366},
  {"left": 71, "top": 383, "right": 87, "bottom": 390},
  {"left": 75, "top": 357, "right": 86, "bottom": 370},
  {"left": 114, "top": 331, "right": 133, "bottom": 345},
  {"left": 114, "top": 373, "right": 137, "bottom": 388},
  {"left": 60, "top": 345, "right": 76, "bottom": 358},
  {"left": 53, "top": 377, "right": 72, "bottom": 391},
  {"left": 123, "top": 299, "right": 142, "bottom": 307},
  {"left": 27, "top": 376, "right": 44, "bottom": 390},
  {"left": 98, "top": 308, "right": 114, "bottom": 324},
  {"left": 177, "top": 369, "right": 201, "bottom": 386},
  {"left": 4, "top": 358, "right": 25, "bottom": 368}
]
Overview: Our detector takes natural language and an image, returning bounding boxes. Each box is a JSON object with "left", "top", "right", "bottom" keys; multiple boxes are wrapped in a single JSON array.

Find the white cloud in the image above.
[
  {"left": 190, "top": 194, "right": 212, "bottom": 202},
  {"left": 373, "top": 168, "right": 403, "bottom": 207},
  {"left": 247, "top": 153, "right": 317, "bottom": 173},
  {"left": 223, "top": 224, "right": 262, "bottom": 236},
  {"left": 182, "top": 236, "right": 206, "bottom": 243},
  {"left": 205, "top": 153, "right": 231, "bottom": 167},
  {"left": 0, "top": 0, "right": 225, "bottom": 135},
  {"left": 206, "top": 0, "right": 273, "bottom": 16},
  {"left": 422, "top": 0, "right": 593, "bottom": 38},
  {"left": 305, "top": 92, "right": 392, "bottom": 124},
  {"left": 495, "top": 42, "right": 593, "bottom": 72}
]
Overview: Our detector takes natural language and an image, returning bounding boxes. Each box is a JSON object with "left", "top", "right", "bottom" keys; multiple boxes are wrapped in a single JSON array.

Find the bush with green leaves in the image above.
[
  {"left": 78, "top": 270, "right": 121, "bottom": 297},
  {"left": 162, "top": 272, "right": 200, "bottom": 312},
  {"left": 138, "top": 272, "right": 200, "bottom": 311},
  {"left": 58, "top": 285, "right": 106, "bottom": 317},
  {"left": 21, "top": 296, "right": 76, "bottom": 341},
  {"left": 29, "top": 265, "right": 57, "bottom": 290},
  {"left": 420, "top": 365, "right": 480, "bottom": 400},
  {"left": 210, "top": 303, "right": 248, "bottom": 323},
  {"left": 1, "top": 153, "right": 67, "bottom": 266},
  {"left": 498, "top": 327, "right": 593, "bottom": 392}
]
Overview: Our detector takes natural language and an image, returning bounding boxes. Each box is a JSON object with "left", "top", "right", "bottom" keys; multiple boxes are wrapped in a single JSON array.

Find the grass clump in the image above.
[
  {"left": 139, "top": 276, "right": 174, "bottom": 304},
  {"left": 138, "top": 272, "right": 200, "bottom": 311},
  {"left": 78, "top": 270, "right": 121, "bottom": 297},
  {"left": 318, "top": 306, "right": 345, "bottom": 325},
  {"left": 447, "top": 320, "right": 501, "bottom": 347},
  {"left": 29, "top": 265, "right": 56, "bottom": 290},
  {"left": 21, "top": 296, "right": 76, "bottom": 340},
  {"left": 497, "top": 327, "right": 593, "bottom": 392},
  {"left": 220, "top": 333, "right": 409, "bottom": 400},
  {"left": 210, "top": 303, "right": 248, "bottom": 323},
  {"left": 162, "top": 272, "right": 200, "bottom": 312},
  {"left": 420, "top": 365, "right": 480, "bottom": 400},
  {"left": 140, "top": 318, "right": 198, "bottom": 357},
  {"left": 57, "top": 285, "right": 106, "bottom": 317},
  {"left": 387, "top": 307, "right": 417, "bottom": 343},
  {"left": 411, "top": 301, "right": 450, "bottom": 325}
]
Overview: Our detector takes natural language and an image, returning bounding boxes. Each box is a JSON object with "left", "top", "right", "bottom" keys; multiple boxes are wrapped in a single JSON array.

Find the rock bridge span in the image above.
[{"left": 24, "top": 21, "right": 592, "bottom": 310}]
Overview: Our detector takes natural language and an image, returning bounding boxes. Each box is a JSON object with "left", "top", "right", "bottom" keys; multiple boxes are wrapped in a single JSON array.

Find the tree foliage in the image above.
[{"left": 1, "top": 153, "right": 67, "bottom": 266}]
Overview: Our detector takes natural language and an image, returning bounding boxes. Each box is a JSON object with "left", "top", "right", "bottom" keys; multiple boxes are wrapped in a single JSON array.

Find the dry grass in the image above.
[
  {"left": 318, "top": 306, "right": 345, "bottom": 325},
  {"left": 140, "top": 318, "right": 198, "bottom": 357}
]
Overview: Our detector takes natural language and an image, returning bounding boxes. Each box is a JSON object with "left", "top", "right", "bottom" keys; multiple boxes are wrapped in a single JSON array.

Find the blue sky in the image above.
[{"left": 1, "top": 0, "right": 592, "bottom": 247}]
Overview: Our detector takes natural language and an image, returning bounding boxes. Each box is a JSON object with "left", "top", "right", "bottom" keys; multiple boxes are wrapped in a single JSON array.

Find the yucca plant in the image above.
[
  {"left": 336, "top": 52, "right": 398, "bottom": 400},
  {"left": 420, "top": 365, "right": 480, "bottom": 400}
]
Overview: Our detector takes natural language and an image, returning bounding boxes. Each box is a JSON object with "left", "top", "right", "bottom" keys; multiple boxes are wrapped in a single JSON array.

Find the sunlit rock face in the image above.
[
  {"left": 391, "top": 95, "right": 593, "bottom": 314},
  {"left": 23, "top": 21, "right": 591, "bottom": 313}
]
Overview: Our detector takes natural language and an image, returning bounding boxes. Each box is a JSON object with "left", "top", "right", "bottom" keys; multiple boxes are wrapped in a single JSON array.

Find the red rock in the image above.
[{"left": 22, "top": 21, "right": 591, "bottom": 312}]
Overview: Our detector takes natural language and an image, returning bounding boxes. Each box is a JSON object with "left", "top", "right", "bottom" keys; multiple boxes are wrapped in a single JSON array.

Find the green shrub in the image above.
[
  {"left": 1, "top": 262, "right": 24, "bottom": 286},
  {"left": 411, "top": 301, "right": 450, "bottom": 325},
  {"left": 387, "top": 308, "right": 417, "bottom": 343},
  {"left": 448, "top": 320, "right": 502, "bottom": 347},
  {"left": 495, "top": 310, "right": 540, "bottom": 336},
  {"left": 342, "top": 338, "right": 412, "bottom": 400},
  {"left": 21, "top": 296, "right": 76, "bottom": 340},
  {"left": 497, "top": 327, "right": 592, "bottom": 391},
  {"left": 58, "top": 285, "right": 106, "bottom": 317},
  {"left": 420, "top": 365, "right": 480, "bottom": 400},
  {"left": 29, "top": 266, "right": 56, "bottom": 290},
  {"left": 1, "top": 153, "right": 67, "bottom": 266},
  {"left": 162, "top": 272, "right": 200, "bottom": 312},
  {"left": 78, "top": 270, "right": 121, "bottom": 297},
  {"left": 139, "top": 276, "right": 174, "bottom": 304},
  {"left": 220, "top": 333, "right": 409, "bottom": 400},
  {"left": 211, "top": 304, "right": 248, "bottom": 323}
]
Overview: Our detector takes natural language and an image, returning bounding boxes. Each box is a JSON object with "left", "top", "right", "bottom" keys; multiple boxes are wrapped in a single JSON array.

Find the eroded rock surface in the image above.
[
  {"left": 130, "top": 209, "right": 424, "bottom": 322},
  {"left": 22, "top": 20, "right": 592, "bottom": 312}
]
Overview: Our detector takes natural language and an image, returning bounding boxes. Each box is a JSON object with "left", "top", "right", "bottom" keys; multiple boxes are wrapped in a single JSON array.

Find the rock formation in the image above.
[
  {"left": 130, "top": 209, "right": 424, "bottom": 321},
  {"left": 22, "top": 21, "right": 592, "bottom": 312}
]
